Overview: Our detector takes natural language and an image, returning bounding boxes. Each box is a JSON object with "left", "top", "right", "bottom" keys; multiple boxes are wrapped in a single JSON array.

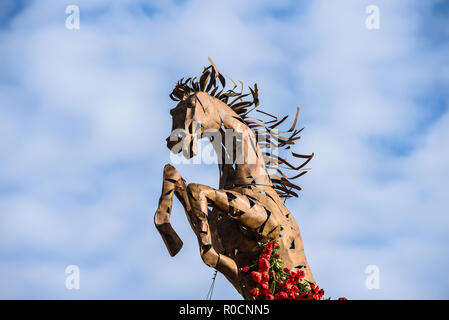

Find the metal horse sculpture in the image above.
[{"left": 154, "top": 61, "right": 315, "bottom": 299}]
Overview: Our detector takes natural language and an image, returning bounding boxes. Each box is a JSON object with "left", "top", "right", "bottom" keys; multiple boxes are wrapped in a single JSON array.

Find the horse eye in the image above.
[{"left": 187, "top": 96, "right": 197, "bottom": 108}]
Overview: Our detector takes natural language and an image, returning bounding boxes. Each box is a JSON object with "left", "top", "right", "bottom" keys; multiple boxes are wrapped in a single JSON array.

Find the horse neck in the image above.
[{"left": 203, "top": 95, "right": 272, "bottom": 190}]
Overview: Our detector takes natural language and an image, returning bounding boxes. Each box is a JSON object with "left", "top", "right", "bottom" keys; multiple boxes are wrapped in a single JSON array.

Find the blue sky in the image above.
[{"left": 0, "top": 0, "right": 448, "bottom": 299}]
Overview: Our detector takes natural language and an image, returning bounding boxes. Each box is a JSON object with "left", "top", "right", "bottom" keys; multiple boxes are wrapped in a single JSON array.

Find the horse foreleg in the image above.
[
  {"left": 186, "top": 183, "right": 240, "bottom": 287},
  {"left": 154, "top": 164, "right": 192, "bottom": 257}
]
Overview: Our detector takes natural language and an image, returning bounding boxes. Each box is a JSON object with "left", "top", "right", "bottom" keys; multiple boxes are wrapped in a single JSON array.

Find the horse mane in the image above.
[{"left": 169, "top": 60, "right": 314, "bottom": 200}]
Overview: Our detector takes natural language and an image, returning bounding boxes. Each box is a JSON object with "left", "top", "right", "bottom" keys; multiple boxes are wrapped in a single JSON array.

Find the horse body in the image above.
[{"left": 154, "top": 65, "right": 315, "bottom": 299}]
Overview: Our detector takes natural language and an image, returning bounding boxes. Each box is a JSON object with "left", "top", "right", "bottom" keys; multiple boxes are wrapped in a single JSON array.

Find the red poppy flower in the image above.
[
  {"left": 262, "top": 272, "right": 270, "bottom": 282},
  {"left": 283, "top": 267, "right": 290, "bottom": 273},
  {"left": 251, "top": 271, "right": 262, "bottom": 283},
  {"left": 274, "top": 253, "right": 280, "bottom": 259},
  {"left": 261, "top": 253, "right": 271, "bottom": 261},
  {"left": 261, "top": 282, "right": 269, "bottom": 290},
  {"left": 275, "top": 291, "right": 288, "bottom": 300},
  {"left": 296, "top": 269, "right": 305, "bottom": 281},
  {"left": 241, "top": 266, "right": 249, "bottom": 272},
  {"left": 288, "top": 292, "right": 299, "bottom": 300},
  {"left": 249, "top": 288, "right": 259, "bottom": 297},
  {"left": 265, "top": 294, "right": 274, "bottom": 300},
  {"left": 284, "top": 280, "right": 293, "bottom": 292},
  {"left": 299, "top": 292, "right": 311, "bottom": 300},
  {"left": 263, "top": 242, "right": 273, "bottom": 255},
  {"left": 260, "top": 287, "right": 271, "bottom": 296},
  {"left": 258, "top": 258, "right": 270, "bottom": 272},
  {"left": 338, "top": 297, "right": 347, "bottom": 300},
  {"left": 274, "top": 242, "right": 279, "bottom": 248},
  {"left": 310, "top": 284, "right": 323, "bottom": 300}
]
